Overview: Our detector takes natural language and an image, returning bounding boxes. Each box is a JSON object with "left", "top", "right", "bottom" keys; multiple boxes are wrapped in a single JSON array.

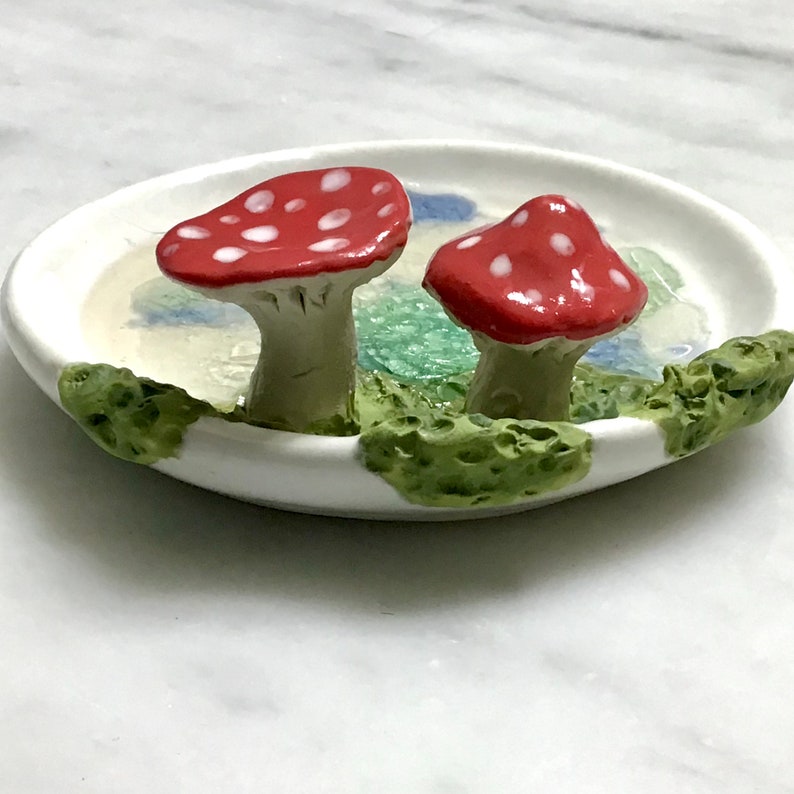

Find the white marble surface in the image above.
[{"left": 2, "top": 1, "right": 794, "bottom": 791}]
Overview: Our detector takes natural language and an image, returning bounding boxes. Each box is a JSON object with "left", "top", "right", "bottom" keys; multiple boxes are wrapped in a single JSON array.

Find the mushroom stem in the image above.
[
  {"left": 465, "top": 335, "right": 590, "bottom": 421},
  {"left": 237, "top": 279, "right": 359, "bottom": 433}
]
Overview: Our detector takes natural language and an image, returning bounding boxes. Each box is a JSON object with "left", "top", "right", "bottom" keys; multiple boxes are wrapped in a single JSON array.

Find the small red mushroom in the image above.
[
  {"left": 422, "top": 194, "right": 648, "bottom": 421},
  {"left": 156, "top": 167, "right": 411, "bottom": 433}
]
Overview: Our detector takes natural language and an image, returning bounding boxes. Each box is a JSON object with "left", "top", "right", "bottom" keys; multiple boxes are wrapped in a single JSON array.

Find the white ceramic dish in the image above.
[{"left": 3, "top": 140, "right": 792, "bottom": 520}]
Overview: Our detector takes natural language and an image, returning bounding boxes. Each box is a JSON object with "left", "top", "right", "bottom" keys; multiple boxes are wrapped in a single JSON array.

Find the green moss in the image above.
[
  {"left": 359, "top": 410, "right": 592, "bottom": 508},
  {"left": 58, "top": 330, "right": 794, "bottom": 507},
  {"left": 301, "top": 405, "right": 360, "bottom": 437},
  {"left": 355, "top": 369, "right": 593, "bottom": 507},
  {"left": 356, "top": 369, "right": 436, "bottom": 430},
  {"left": 355, "top": 331, "right": 794, "bottom": 505},
  {"left": 356, "top": 365, "right": 657, "bottom": 429},
  {"left": 570, "top": 363, "right": 658, "bottom": 423},
  {"left": 630, "top": 330, "right": 794, "bottom": 456},
  {"left": 58, "top": 363, "right": 219, "bottom": 464}
]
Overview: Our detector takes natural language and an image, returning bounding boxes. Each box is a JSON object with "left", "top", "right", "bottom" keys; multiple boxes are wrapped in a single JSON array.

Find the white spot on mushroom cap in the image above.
[
  {"left": 371, "top": 181, "right": 392, "bottom": 195},
  {"left": 570, "top": 268, "right": 594, "bottom": 300},
  {"left": 241, "top": 225, "right": 279, "bottom": 243},
  {"left": 308, "top": 237, "right": 350, "bottom": 252},
  {"left": 526, "top": 288, "right": 543, "bottom": 303},
  {"left": 318, "top": 208, "right": 351, "bottom": 231},
  {"left": 213, "top": 246, "right": 247, "bottom": 263},
  {"left": 511, "top": 210, "right": 529, "bottom": 227},
  {"left": 161, "top": 243, "right": 180, "bottom": 257},
  {"left": 284, "top": 198, "right": 306, "bottom": 213},
  {"left": 550, "top": 232, "right": 575, "bottom": 256},
  {"left": 321, "top": 169, "right": 352, "bottom": 192},
  {"left": 244, "top": 190, "right": 275, "bottom": 213},
  {"left": 609, "top": 268, "right": 632, "bottom": 290},
  {"left": 177, "top": 225, "right": 211, "bottom": 240},
  {"left": 220, "top": 215, "right": 240, "bottom": 224},
  {"left": 489, "top": 254, "right": 513, "bottom": 277},
  {"left": 456, "top": 235, "right": 482, "bottom": 250},
  {"left": 377, "top": 203, "right": 396, "bottom": 218},
  {"left": 507, "top": 289, "right": 543, "bottom": 306}
]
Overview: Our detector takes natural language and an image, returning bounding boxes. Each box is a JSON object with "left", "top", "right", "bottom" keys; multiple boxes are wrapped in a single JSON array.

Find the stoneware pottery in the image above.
[{"left": 3, "top": 140, "right": 793, "bottom": 519}]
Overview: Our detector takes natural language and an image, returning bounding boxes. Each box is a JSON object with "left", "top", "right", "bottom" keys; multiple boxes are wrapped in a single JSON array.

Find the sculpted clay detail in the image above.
[
  {"left": 423, "top": 194, "right": 649, "bottom": 421},
  {"left": 156, "top": 167, "right": 412, "bottom": 433}
]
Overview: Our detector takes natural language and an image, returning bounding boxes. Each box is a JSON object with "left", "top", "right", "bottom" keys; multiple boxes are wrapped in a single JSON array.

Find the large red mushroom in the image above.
[
  {"left": 156, "top": 167, "right": 411, "bottom": 433},
  {"left": 423, "top": 194, "right": 648, "bottom": 421}
]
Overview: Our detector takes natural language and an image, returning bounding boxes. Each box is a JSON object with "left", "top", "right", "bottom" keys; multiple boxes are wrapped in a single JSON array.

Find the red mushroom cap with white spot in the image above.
[
  {"left": 422, "top": 194, "right": 648, "bottom": 345},
  {"left": 156, "top": 167, "right": 411, "bottom": 288}
]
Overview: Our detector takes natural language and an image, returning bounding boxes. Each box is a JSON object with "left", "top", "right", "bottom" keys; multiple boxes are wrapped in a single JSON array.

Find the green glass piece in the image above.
[
  {"left": 619, "top": 247, "right": 685, "bottom": 315},
  {"left": 354, "top": 283, "right": 478, "bottom": 381}
]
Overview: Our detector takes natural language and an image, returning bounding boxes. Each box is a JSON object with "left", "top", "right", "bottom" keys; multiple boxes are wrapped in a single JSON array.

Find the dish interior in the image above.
[{"left": 77, "top": 171, "right": 741, "bottom": 410}]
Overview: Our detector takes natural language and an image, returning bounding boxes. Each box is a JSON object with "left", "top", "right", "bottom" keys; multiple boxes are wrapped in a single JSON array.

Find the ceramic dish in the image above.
[{"left": 3, "top": 140, "right": 793, "bottom": 519}]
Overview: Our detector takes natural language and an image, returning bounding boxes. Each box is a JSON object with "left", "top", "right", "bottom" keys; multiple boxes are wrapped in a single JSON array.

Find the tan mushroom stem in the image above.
[
  {"left": 242, "top": 280, "right": 356, "bottom": 432},
  {"left": 465, "top": 334, "right": 592, "bottom": 422},
  {"left": 208, "top": 254, "right": 399, "bottom": 433}
]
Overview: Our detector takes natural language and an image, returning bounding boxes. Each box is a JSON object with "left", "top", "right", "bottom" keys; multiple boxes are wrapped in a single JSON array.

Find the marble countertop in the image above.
[{"left": 2, "top": 1, "right": 793, "bottom": 791}]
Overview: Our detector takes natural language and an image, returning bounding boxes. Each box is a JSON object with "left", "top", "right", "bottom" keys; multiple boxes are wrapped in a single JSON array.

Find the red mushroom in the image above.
[
  {"left": 156, "top": 167, "right": 411, "bottom": 433},
  {"left": 422, "top": 194, "right": 648, "bottom": 421}
]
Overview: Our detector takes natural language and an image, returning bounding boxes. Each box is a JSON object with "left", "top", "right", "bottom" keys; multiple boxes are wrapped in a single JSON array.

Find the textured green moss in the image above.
[
  {"left": 355, "top": 369, "right": 439, "bottom": 431},
  {"left": 58, "top": 363, "right": 218, "bottom": 464},
  {"left": 357, "top": 364, "right": 657, "bottom": 428},
  {"left": 570, "top": 363, "right": 658, "bottom": 423},
  {"left": 58, "top": 330, "right": 794, "bottom": 506},
  {"left": 359, "top": 411, "right": 592, "bottom": 508},
  {"left": 300, "top": 410, "right": 360, "bottom": 438},
  {"left": 356, "top": 331, "right": 794, "bottom": 505},
  {"left": 630, "top": 330, "right": 794, "bottom": 456}
]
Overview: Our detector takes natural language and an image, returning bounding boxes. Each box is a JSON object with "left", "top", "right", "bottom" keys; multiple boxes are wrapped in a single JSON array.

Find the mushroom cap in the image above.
[
  {"left": 422, "top": 195, "right": 648, "bottom": 345},
  {"left": 156, "top": 167, "right": 411, "bottom": 289}
]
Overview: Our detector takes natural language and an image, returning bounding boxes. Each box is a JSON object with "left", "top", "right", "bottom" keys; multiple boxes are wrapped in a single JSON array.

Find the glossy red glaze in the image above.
[
  {"left": 423, "top": 195, "right": 648, "bottom": 345},
  {"left": 156, "top": 167, "right": 411, "bottom": 288}
]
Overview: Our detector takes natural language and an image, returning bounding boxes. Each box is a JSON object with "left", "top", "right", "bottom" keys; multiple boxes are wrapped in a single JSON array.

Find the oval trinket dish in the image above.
[{"left": 3, "top": 140, "right": 793, "bottom": 519}]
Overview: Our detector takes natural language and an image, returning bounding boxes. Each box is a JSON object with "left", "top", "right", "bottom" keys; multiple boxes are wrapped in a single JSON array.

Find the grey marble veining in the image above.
[{"left": 2, "top": 1, "right": 794, "bottom": 792}]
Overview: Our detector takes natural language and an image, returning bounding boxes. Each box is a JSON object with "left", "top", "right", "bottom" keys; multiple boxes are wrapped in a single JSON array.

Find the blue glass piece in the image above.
[
  {"left": 128, "top": 279, "right": 248, "bottom": 327},
  {"left": 132, "top": 304, "right": 245, "bottom": 327},
  {"left": 407, "top": 190, "right": 477, "bottom": 223},
  {"left": 583, "top": 327, "right": 660, "bottom": 379}
]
